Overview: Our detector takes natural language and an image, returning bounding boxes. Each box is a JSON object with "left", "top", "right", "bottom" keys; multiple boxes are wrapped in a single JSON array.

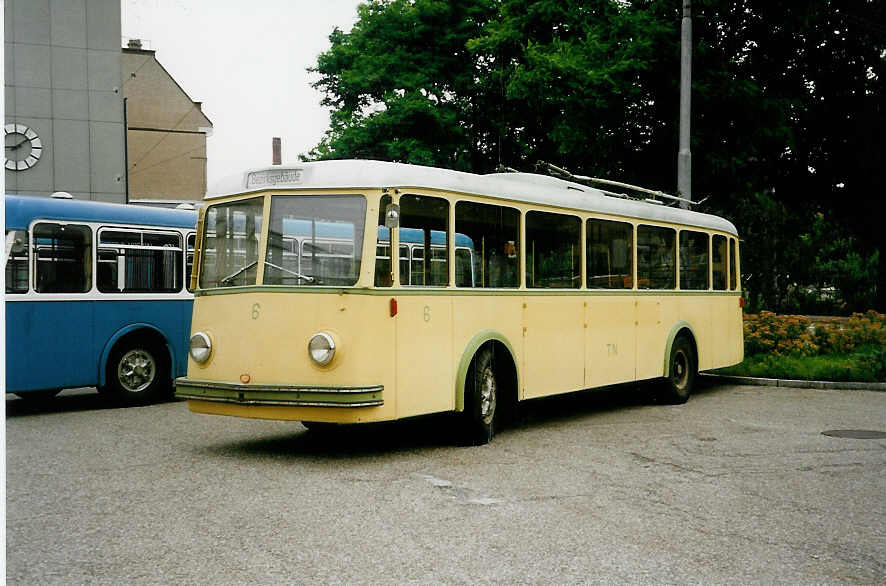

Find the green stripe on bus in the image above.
[{"left": 195, "top": 286, "right": 744, "bottom": 298}]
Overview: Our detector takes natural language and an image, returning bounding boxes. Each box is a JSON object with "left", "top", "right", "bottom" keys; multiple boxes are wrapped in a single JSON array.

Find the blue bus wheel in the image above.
[{"left": 107, "top": 339, "right": 170, "bottom": 406}]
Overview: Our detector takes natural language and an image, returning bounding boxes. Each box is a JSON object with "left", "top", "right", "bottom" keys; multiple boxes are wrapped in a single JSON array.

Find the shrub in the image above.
[
  {"left": 855, "top": 344, "right": 886, "bottom": 380},
  {"left": 813, "top": 311, "right": 886, "bottom": 354},
  {"left": 743, "top": 311, "right": 819, "bottom": 357},
  {"left": 743, "top": 311, "right": 886, "bottom": 357}
]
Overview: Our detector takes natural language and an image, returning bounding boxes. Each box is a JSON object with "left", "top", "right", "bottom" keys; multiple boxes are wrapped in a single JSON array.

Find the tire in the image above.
[
  {"left": 106, "top": 339, "right": 171, "bottom": 406},
  {"left": 660, "top": 335, "right": 696, "bottom": 404},
  {"left": 462, "top": 347, "right": 498, "bottom": 445}
]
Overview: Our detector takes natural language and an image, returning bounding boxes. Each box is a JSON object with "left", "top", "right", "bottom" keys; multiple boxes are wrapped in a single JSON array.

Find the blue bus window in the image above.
[
  {"left": 34, "top": 223, "right": 92, "bottom": 293},
  {"left": 186, "top": 233, "right": 196, "bottom": 292},
  {"left": 5, "top": 230, "right": 29, "bottom": 293},
  {"left": 97, "top": 229, "right": 183, "bottom": 293}
]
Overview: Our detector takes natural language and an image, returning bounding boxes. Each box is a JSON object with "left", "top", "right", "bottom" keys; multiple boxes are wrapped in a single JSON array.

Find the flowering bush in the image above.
[
  {"left": 813, "top": 311, "right": 886, "bottom": 354},
  {"left": 743, "top": 311, "right": 886, "bottom": 357},
  {"left": 743, "top": 311, "right": 819, "bottom": 356}
]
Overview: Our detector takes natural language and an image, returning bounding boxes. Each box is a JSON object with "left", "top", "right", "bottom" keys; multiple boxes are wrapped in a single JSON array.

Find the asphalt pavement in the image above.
[{"left": 6, "top": 381, "right": 886, "bottom": 585}]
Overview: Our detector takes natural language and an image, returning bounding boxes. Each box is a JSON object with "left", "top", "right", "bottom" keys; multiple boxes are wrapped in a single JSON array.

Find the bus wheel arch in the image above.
[
  {"left": 457, "top": 333, "right": 519, "bottom": 445},
  {"left": 100, "top": 326, "right": 173, "bottom": 405},
  {"left": 660, "top": 323, "right": 698, "bottom": 404}
]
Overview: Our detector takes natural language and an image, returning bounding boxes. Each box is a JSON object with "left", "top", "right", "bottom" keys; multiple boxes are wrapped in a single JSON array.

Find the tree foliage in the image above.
[{"left": 306, "top": 0, "right": 885, "bottom": 312}]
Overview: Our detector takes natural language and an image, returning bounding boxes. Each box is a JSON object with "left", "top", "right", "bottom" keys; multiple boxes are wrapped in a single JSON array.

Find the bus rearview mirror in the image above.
[{"left": 385, "top": 203, "right": 400, "bottom": 228}]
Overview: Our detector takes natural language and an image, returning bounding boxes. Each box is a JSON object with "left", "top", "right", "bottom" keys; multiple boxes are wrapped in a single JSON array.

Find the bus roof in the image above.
[
  {"left": 5, "top": 194, "right": 197, "bottom": 231},
  {"left": 207, "top": 160, "right": 738, "bottom": 236}
]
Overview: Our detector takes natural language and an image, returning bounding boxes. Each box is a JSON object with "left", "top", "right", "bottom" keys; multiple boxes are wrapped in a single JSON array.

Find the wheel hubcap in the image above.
[
  {"left": 672, "top": 350, "right": 689, "bottom": 390},
  {"left": 479, "top": 366, "right": 496, "bottom": 424},
  {"left": 118, "top": 349, "right": 156, "bottom": 393}
]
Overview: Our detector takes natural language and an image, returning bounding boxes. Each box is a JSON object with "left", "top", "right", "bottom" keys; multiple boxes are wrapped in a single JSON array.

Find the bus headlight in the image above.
[
  {"left": 308, "top": 332, "right": 336, "bottom": 366},
  {"left": 189, "top": 332, "right": 212, "bottom": 364}
]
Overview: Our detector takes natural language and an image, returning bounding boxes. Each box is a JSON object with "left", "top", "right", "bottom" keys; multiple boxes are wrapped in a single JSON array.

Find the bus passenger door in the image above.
[
  {"left": 585, "top": 297, "right": 636, "bottom": 387},
  {"left": 635, "top": 298, "right": 667, "bottom": 380},
  {"left": 522, "top": 297, "right": 585, "bottom": 398},
  {"left": 6, "top": 299, "right": 95, "bottom": 391},
  {"left": 396, "top": 296, "right": 453, "bottom": 417}
]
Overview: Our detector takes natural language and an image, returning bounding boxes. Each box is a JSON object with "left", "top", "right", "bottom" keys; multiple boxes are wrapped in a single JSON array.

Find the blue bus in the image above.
[{"left": 5, "top": 194, "right": 197, "bottom": 405}]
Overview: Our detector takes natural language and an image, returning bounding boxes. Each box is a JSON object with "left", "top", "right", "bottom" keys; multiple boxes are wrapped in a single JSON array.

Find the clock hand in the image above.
[{"left": 5, "top": 139, "right": 28, "bottom": 150}]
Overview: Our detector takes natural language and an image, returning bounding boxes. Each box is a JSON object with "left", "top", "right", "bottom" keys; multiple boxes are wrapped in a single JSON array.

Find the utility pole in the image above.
[{"left": 678, "top": 0, "right": 692, "bottom": 209}]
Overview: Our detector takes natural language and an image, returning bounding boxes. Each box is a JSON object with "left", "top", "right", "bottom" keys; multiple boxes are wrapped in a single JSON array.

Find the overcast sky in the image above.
[{"left": 121, "top": 0, "right": 361, "bottom": 191}]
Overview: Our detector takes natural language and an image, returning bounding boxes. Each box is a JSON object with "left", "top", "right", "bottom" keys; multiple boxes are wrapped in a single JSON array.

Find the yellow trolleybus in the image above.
[{"left": 175, "top": 160, "right": 743, "bottom": 444}]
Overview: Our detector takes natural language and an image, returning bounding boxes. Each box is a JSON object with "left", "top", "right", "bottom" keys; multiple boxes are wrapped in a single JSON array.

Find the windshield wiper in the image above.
[
  {"left": 264, "top": 260, "right": 315, "bottom": 283},
  {"left": 220, "top": 260, "right": 258, "bottom": 285}
]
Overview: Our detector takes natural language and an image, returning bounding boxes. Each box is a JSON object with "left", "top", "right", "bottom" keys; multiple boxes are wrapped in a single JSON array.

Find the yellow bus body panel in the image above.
[{"left": 184, "top": 288, "right": 743, "bottom": 423}]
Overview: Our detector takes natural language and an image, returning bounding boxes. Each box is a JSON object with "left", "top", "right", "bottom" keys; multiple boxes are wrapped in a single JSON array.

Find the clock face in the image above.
[{"left": 5, "top": 123, "right": 42, "bottom": 170}]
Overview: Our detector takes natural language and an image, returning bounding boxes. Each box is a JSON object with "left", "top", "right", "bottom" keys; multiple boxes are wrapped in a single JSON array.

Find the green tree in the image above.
[
  {"left": 307, "top": 0, "right": 885, "bottom": 311},
  {"left": 306, "top": 0, "right": 496, "bottom": 170}
]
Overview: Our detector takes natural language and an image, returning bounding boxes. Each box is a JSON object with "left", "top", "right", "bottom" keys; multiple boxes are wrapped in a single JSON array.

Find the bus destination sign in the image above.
[{"left": 246, "top": 168, "right": 304, "bottom": 188}]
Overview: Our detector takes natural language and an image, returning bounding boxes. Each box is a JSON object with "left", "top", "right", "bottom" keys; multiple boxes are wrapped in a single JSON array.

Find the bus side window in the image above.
[
  {"left": 411, "top": 246, "right": 425, "bottom": 285},
  {"left": 637, "top": 225, "right": 676, "bottom": 289},
  {"left": 526, "top": 211, "right": 581, "bottom": 289},
  {"left": 454, "top": 201, "right": 519, "bottom": 288},
  {"left": 712, "top": 234, "right": 727, "bottom": 290},
  {"left": 398, "top": 244, "right": 410, "bottom": 285},
  {"left": 399, "top": 194, "right": 449, "bottom": 287},
  {"left": 587, "top": 219, "right": 633, "bottom": 289},
  {"left": 679, "top": 230, "right": 709, "bottom": 290},
  {"left": 33, "top": 223, "right": 92, "bottom": 293},
  {"left": 97, "top": 230, "right": 183, "bottom": 293},
  {"left": 5, "top": 230, "right": 29, "bottom": 293},
  {"left": 186, "top": 233, "right": 196, "bottom": 292},
  {"left": 375, "top": 195, "right": 393, "bottom": 287},
  {"left": 730, "top": 237, "right": 739, "bottom": 290}
]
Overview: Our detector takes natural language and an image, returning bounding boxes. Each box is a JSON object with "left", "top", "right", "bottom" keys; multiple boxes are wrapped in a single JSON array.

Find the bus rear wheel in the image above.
[
  {"left": 107, "top": 339, "right": 170, "bottom": 406},
  {"left": 462, "top": 347, "right": 498, "bottom": 445},
  {"left": 661, "top": 335, "right": 696, "bottom": 404}
]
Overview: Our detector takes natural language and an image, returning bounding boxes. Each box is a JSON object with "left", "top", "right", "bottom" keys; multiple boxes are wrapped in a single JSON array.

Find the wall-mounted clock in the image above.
[{"left": 5, "top": 123, "right": 42, "bottom": 170}]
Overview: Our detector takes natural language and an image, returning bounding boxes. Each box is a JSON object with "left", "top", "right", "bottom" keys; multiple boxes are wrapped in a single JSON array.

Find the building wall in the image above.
[
  {"left": 5, "top": 0, "right": 126, "bottom": 202},
  {"left": 122, "top": 47, "right": 211, "bottom": 202}
]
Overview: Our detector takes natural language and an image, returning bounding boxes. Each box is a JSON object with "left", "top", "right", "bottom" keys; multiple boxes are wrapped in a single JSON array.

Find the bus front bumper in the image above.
[{"left": 174, "top": 378, "right": 384, "bottom": 408}]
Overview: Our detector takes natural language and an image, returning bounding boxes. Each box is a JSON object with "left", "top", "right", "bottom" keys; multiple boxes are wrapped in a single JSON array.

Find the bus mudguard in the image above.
[
  {"left": 97, "top": 324, "right": 176, "bottom": 388},
  {"left": 455, "top": 330, "right": 519, "bottom": 412},
  {"left": 662, "top": 321, "right": 697, "bottom": 377}
]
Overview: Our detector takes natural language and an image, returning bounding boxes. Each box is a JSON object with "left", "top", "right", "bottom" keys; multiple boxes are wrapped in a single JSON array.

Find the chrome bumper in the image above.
[{"left": 174, "top": 378, "right": 384, "bottom": 408}]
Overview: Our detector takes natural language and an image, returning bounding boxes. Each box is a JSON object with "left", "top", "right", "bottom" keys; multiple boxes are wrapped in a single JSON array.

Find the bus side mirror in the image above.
[{"left": 384, "top": 203, "right": 400, "bottom": 229}]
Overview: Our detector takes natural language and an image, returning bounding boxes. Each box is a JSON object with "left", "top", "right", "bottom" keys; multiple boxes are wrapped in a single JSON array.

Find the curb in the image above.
[{"left": 699, "top": 373, "right": 886, "bottom": 392}]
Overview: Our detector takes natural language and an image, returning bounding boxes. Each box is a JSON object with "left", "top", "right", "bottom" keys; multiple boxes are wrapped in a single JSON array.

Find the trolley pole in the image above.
[{"left": 678, "top": 0, "right": 692, "bottom": 209}]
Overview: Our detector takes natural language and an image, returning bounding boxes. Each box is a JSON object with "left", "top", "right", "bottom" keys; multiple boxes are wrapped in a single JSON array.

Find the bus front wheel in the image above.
[
  {"left": 106, "top": 339, "right": 170, "bottom": 406},
  {"left": 661, "top": 335, "right": 696, "bottom": 404},
  {"left": 462, "top": 347, "right": 497, "bottom": 445}
]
